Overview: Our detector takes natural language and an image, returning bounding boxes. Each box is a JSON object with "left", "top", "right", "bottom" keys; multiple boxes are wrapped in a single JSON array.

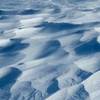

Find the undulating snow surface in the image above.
[{"left": 0, "top": 0, "right": 100, "bottom": 100}]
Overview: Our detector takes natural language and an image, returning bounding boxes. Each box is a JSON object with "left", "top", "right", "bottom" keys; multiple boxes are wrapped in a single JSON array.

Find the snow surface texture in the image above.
[{"left": 0, "top": 0, "right": 100, "bottom": 100}]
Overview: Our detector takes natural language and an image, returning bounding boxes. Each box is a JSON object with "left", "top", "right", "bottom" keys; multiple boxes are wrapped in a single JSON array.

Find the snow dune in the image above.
[{"left": 0, "top": 0, "right": 100, "bottom": 100}]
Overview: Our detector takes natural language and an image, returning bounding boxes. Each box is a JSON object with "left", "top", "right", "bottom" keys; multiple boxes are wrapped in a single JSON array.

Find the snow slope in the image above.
[{"left": 0, "top": 0, "right": 100, "bottom": 100}]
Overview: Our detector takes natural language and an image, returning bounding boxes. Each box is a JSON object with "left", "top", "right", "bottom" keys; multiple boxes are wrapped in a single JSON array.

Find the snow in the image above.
[
  {"left": 83, "top": 71, "right": 100, "bottom": 100},
  {"left": 0, "top": 39, "right": 13, "bottom": 47},
  {"left": 0, "top": 0, "right": 100, "bottom": 100}
]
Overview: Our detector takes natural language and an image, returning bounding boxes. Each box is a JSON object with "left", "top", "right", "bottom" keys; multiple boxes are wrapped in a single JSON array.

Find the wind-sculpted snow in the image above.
[{"left": 0, "top": 0, "right": 100, "bottom": 100}]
